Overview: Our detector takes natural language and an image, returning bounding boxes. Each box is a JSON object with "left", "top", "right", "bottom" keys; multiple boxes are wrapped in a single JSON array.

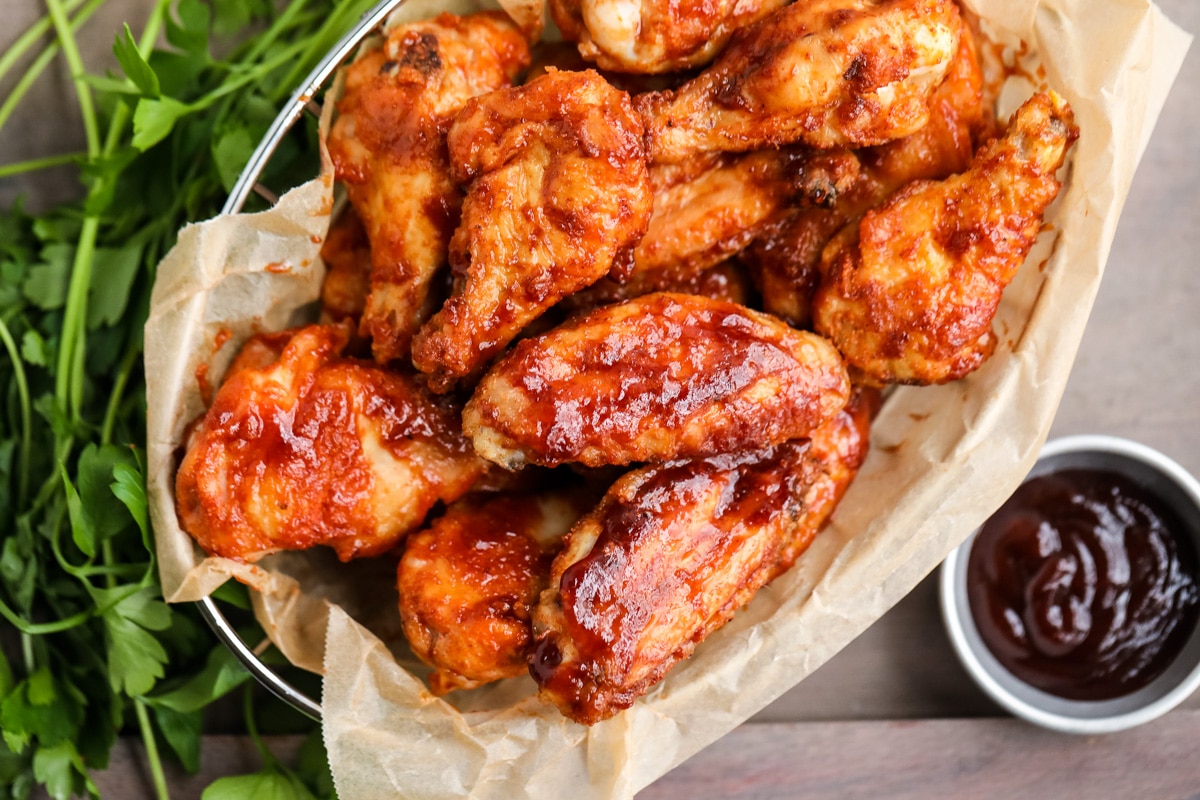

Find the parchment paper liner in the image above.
[{"left": 144, "top": 0, "right": 1192, "bottom": 797}]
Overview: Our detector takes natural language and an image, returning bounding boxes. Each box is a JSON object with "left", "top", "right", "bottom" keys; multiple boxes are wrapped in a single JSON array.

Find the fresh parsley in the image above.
[{"left": 0, "top": 0, "right": 379, "bottom": 796}]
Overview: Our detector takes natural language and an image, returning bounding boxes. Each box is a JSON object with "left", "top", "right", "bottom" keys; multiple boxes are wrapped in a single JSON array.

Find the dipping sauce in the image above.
[{"left": 967, "top": 469, "right": 1200, "bottom": 701}]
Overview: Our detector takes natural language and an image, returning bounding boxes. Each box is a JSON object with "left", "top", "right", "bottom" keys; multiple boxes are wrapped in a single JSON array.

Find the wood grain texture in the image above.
[{"left": 641, "top": 713, "right": 1200, "bottom": 799}]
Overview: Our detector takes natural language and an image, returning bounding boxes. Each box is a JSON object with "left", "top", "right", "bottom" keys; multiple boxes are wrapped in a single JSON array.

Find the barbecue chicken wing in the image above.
[
  {"left": 549, "top": 0, "right": 789, "bottom": 74},
  {"left": 563, "top": 258, "right": 755, "bottom": 313},
  {"left": 529, "top": 388, "right": 877, "bottom": 724},
  {"left": 411, "top": 69, "right": 653, "bottom": 392},
  {"left": 777, "top": 386, "right": 878, "bottom": 570},
  {"left": 318, "top": 207, "right": 372, "bottom": 323},
  {"left": 398, "top": 488, "right": 595, "bottom": 694},
  {"left": 463, "top": 292, "right": 850, "bottom": 469},
  {"left": 636, "top": 0, "right": 962, "bottom": 163},
  {"left": 326, "top": 12, "right": 530, "bottom": 364},
  {"left": 813, "top": 91, "right": 1078, "bottom": 385},
  {"left": 175, "top": 325, "right": 485, "bottom": 562},
  {"left": 744, "top": 24, "right": 987, "bottom": 327},
  {"left": 529, "top": 391, "right": 873, "bottom": 725},
  {"left": 622, "top": 148, "right": 861, "bottom": 288}
]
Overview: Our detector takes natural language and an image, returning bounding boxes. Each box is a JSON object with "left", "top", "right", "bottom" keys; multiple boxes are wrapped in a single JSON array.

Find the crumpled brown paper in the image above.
[{"left": 143, "top": 0, "right": 1192, "bottom": 797}]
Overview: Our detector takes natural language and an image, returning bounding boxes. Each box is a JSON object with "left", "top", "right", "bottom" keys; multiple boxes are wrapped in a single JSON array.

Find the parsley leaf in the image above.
[
  {"left": 113, "top": 23, "right": 161, "bottom": 98},
  {"left": 86, "top": 243, "right": 144, "bottom": 330},
  {"left": 112, "top": 456, "right": 150, "bottom": 543},
  {"left": 202, "top": 770, "right": 318, "bottom": 800},
  {"left": 89, "top": 584, "right": 172, "bottom": 696},
  {"left": 154, "top": 705, "right": 203, "bottom": 773},
  {"left": 22, "top": 242, "right": 75, "bottom": 310},
  {"left": 148, "top": 645, "right": 251, "bottom": 715},
  {"left": 132, "top": 96, "right": 192, "bottom": 152}
]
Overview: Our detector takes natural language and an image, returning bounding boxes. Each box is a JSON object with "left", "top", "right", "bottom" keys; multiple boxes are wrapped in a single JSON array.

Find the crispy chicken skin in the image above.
[
  {"left": 326, "top": 12, "right": 530, "bottom": 364},
  {"left": 549, "top": 0, "right": 789, "bottom": 74},
  {"left": 319, "top": 207, "right": 372, "bottom": 323},
  {"left": 462, "top": 293, "right": 850, "bottom": 469},
  {"left": 813, "top": 91, "right": 1078, "bottom": 385},
  {"left": 635, "top": 0, "right": 962, "bottom": 163},
  {"left": 744, "top": 25, "right": 987, "bottom": 328},
  {"left": 411, "top": 69, "right": 653, "bottom": 392},
  {"left": 623, "top": 148, "right": 861, "bottom": 288},
  {"left": 563, "top": 258, "right": 755, "bottom": 313},
  {"left": 398, "top": 488, "right": 594, "bottom": 695},
  {"left": 777, "top": 386, "right": 879, "bottom": 570},
  {"left": 175, "top": 325, "right": 485, "bottom": 562}
]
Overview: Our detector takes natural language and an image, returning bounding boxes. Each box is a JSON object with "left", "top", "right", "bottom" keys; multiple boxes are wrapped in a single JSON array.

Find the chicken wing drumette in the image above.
[
  {"left": 529, "top": 392, "right": 875, "bottom": 724},
  {"left": 326, "top": 12, "right": 530, "bottom": 363},
  {"left": 744, "top": 23, "right": 988, "bottom": 327},
  {"left": 411, "top": 69, "right": 653, "bottom": 392},
  {"left": 463, "top": 292, "right": 850, "bottom": 469},
  {"left": 549, "top": 0, "right": 789, "bottom": 74},
  {"left": 635, "top": 0, "right": 962, "bottom": 163},
  {"left": 175, "top": 325, "right": 485, "bottom": 562},
  {"left": 398, "top": 487, "right": 595, "bottom": 695},
  {"left": 813, "top": 91, "right": 1079, "bottom": 385}
]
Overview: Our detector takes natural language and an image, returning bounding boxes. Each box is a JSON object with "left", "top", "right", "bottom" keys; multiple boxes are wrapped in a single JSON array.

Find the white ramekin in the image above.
[{"left": 940, "top": 434, "right": 1200, "bottom": 734}]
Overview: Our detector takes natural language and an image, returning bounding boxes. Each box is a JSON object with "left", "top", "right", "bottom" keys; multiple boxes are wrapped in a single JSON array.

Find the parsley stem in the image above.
[
  {"left": 21, "top": 632, "right": 33, "bottom": 674},
  {"left": 101, "top": 342, "right": 140, "bottom": 446},
  {"left": 0, "top": 152, "right": 84, "bottom": 179},
  {"left": 0, "top": 0, "right": 86, "bottom": 87},
  {"left": 195, "top": 42, "right": 310, "bottom": 111},
  {"left": 273, "top": 0, "right": 379, "bottom": 103},
  {"left": 44, "top": 0, "right": 100, "bottom": 158},
  {"left": 135, "top": 698, "right": 171, "bottom": 800},
  {"left": 48, "top": 500, "right": 92, "bottom": 579},
  {"left": 244, "top": 681, "right": 278, "bottom": 770},
  {"left": 0, "top": 316, "right": 32, "bottom": 508},
  {"left": 241, "top": 0, "right": 313, "bottom": 66},
  {"left": 0, "top": 0, "right": 105, "bottom": 138},
  {"left": 0, "top": 593, "right": 92, "bottom": 635},
  {"left": 53, "top": 214, "right": 98, "bottom": 421}
]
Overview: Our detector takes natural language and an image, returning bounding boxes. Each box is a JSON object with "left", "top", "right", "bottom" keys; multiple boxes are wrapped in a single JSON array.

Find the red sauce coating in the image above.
[
  {"left": 968, "top": 469, "right": 1200, "bottom": 700},
  {"left": 467, "top": 293, "right": 849, "bottom": 469}
]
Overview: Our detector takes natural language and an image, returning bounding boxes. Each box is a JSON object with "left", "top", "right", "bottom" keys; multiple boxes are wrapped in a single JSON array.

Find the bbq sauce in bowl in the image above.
[{"left": 967, "top": 468, "right": 1200, "bottom": 701}]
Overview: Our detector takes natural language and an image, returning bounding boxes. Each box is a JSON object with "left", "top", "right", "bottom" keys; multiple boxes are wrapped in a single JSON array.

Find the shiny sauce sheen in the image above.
[{"left": 967, "top": 469, "right": 1200, "bottom": 700}]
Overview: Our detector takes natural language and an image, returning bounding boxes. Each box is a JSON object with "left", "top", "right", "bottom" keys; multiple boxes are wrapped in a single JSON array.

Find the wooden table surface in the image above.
[{"left": 5, "top": 0, "right": 1198, "bottom": 797}]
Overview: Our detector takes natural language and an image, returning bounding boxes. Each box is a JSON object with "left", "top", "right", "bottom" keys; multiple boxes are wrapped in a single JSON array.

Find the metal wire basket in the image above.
[{"left": 196, "top": 0, "right": 409, "bottom": 722}]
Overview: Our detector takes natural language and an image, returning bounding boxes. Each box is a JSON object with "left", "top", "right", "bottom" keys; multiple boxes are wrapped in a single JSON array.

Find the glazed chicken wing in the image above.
[
  {"left": 411, "top": 69, "right": 653, "bottom": 392},
  {"left": 319, "top": 207, "right": 372, "bottom": 323},
  {"left": 744, "top": 24, "right": 987, "bottom": 327},
  {"left": 777, "top": 386, "right": 879, "bottom": 569},
  {"left": 529, "top": 387, "right": 877, "bottom": 724},
  {"left": 549, "top": 0, "right": 789, "bottom": 74},
  {"left": 463, "top": 292, "right": 850, "bottom": 469},
  {"left": 623, "top": 148, "right": 861, "bottom": 288},
  {"left": 813, "top": 91, "right": 1079, "bottom": 385},
  {"left": 175, "top": 325, "right": 485, "bottom": 562},
  {"left": 635, "top": 0, "right": 962, "bottom": 163},
  {"left": 398, "top": 488, "right": 594, "bottom": 695},
  {"left": 326, "top": 12, "right": 530, "bottom": 363}
]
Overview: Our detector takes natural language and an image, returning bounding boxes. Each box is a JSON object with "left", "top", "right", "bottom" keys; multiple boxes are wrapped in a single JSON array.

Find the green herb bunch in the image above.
[{"left": 0, "top": 0, "right": 379, "bottom": 797}]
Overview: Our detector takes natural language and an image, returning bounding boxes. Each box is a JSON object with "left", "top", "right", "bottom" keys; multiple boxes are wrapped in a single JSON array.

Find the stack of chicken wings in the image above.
[{"left": 175, "top": 0, "right": 1078, "bottom": 725}]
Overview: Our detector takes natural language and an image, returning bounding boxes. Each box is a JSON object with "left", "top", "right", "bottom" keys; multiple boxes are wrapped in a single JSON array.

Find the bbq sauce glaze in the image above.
[{"left": 967, "top": 469, "right": 1200, "bottom": 700}]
